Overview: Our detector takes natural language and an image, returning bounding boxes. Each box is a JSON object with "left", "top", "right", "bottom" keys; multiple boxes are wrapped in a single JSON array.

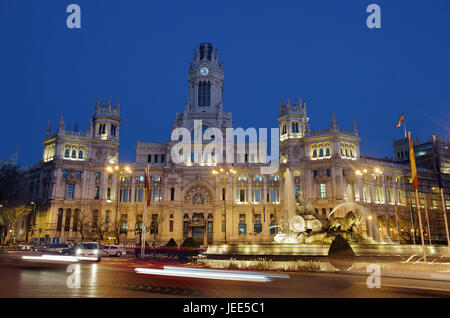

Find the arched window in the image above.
[
  {"left": 64, "top": 209, "right": 71, "bottom": 232},
  {"left": 326, "top": 148, "right": 330, "bottom": 156},
  {"left": 193, "top": 193, "right": 205, "bottom": 205},
  {"left": 105, "top": 211, "right": 111, "bottom": 229},
  {"left": 71, "top": 150, "right": 76, "bottom": 158},
  {"left": 291, "top": 122, "right": 299, "bottom": 133},
  {"left": 78, "top": 150, "right": 83, "bottom": 159},
  {"left": 98, "top": 123, "right": 105, "bottom": 135},
  {"left": 57, "top": 208, "right": 63, "bottom": 231},
  {"left": 313, "top": 150, "right": 317, "bottom": 158},
  {"left": 198, "top": 81, "right": 211, "bottom": 106},
  {"left": 238, "top": 214, "right": 247, "bottom": 235},
  {"left": 254, "top": 215, "right": 262, "bottom": 234},
  {"left": 64, "top": 149, "right": 70, "bottom": 158},
  {"left": 319, "top": 149, "right": 324, "bottom": 157},
  {"left": 282, "top": 124, "right": 287, "bottom": 135},
  {"left": 73, "top": 209, "right": 79, "bottom": 231}
]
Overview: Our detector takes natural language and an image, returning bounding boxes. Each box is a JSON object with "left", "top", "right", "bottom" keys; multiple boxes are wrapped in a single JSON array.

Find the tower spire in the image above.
[
  {"left": 353, "top": 117, "right": 358, "bottom": 136},
  {"left": 331, "top": 112, "right": 338, "bottom": 130},
  {"left": 46, "top": 120, "right": 51, "bottom": 137},
  {"left": 58, "top": 114, "right": 65, "bottom": 132},
  {"left": 95, "top": 97, "right": 101, "bottom": 113}
]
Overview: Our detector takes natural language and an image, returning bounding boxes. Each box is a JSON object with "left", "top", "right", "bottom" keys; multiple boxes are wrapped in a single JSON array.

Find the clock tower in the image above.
[
  {"left": 188, "top": 43, "right": 224, "bottom": 111},
  {"left": 174, "top": 43, "right": 232, "bottom": 131}
]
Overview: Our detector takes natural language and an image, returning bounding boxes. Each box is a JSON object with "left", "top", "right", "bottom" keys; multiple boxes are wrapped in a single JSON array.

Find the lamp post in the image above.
[
  {"left": 106, "top": 165, "right": 133, "bottom": 245},
  {"left": 212, "top": 167, "right": 236, "bottom": 244}
]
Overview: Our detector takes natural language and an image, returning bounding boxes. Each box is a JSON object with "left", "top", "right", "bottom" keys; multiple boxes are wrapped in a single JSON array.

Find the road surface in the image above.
[{"left": 0, "top": 254, "right": 449, "bottom": 298}]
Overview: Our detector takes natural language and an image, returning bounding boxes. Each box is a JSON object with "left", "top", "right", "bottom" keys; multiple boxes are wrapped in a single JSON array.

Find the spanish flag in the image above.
[
  {"left": 145, "top": 164, "right": 151, "bottom": 206},
  {"left": 408, "top": 131, "right": 419, "bottom": 191},
  {"left": 396, "top": 113, "right": 404, "bottom": 127}
]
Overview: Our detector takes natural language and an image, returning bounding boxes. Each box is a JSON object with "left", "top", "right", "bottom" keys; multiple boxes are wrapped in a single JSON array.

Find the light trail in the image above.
[
  {"left": 22, "top": 255, "right": 99, "bottom": 262},
  {"left": 165, "top": 266, "right": 290, "bottom": 279},
  {"left": 135, "top": 266, "right": 290, "bottom": 282}
]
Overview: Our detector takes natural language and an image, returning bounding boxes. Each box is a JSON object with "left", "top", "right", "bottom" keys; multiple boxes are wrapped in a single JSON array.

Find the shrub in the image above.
[
  {"left": 165, "top": 238, "right": 177, "bottom": 247},
  {"left": 181, "top": 237, "right": 200, "bottom": 248}
]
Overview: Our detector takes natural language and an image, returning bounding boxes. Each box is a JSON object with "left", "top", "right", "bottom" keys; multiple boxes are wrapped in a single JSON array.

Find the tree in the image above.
[
  {"left": 150, "top": 214, "right": 165, "bottom": 246},
  {"left": 0, "top": 204, "right": 32, "bottom": 244},
  {"left": 0, "top": 215, "right": 5, "bottom": 245},
  {"left": 72, "top": 208, "right": 91, "bottom": 242},
  {"left": 0, "top": 166, "right": 32, "bottom": 245},
  {"left": 0, "top": 167, "right": 22, "bottom": 205},
  {"left": 91, "top": 217, "right": 123, "bottom": 242}
]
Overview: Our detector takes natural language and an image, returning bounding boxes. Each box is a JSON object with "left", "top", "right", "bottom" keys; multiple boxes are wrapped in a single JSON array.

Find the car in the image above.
[
  {"left": 18, "top": 244, "right": 34, "bottom": 250},
  {"left": 75, "top": 242, "right": 101, "bottom": 261},
  {"left": 101, "top": 245, "right": 126, "bottom": 257},
  {"left": 46, "top": 243, "right": 72, "bottom": 253},
  {"left": 60, "top": 244, "right": 78, "bottom": 256}
]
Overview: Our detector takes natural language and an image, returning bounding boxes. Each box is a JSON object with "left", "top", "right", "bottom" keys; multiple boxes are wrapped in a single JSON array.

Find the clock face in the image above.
[{"left": 200, "top": 67, "right": 209, "bottom": 76}]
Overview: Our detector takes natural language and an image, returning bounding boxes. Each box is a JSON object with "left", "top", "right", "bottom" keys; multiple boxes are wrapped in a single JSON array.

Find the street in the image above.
[{"left": 0, "top": 254, "right": 449, "bottom": 298}]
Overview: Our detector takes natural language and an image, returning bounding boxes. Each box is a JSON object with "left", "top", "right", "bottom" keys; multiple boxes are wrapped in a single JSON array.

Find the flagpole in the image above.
[
  {"left": 414, "top": 189, "right": 427, "bottom": 261},
  {"left": 408, "top": 131, "right": 426, "bottom": 261},
  {"left": 262, "top": 185, "right": 266, "bottom": 244},
  {"left": 424, "top": 193, "right": 432, "bottom": 245},
  {"left": 432, "top": 134, "right": 450, "bottom": 254},
  {"left": 409, "top": 197, "right": 416, "bottom": 245},
  {"left": 403, "top": 121, "right": 407, "bottom": 139},
  {"left": 141, "top": 164, "right": 149, "bottom": 260},
  {"left": 394, "top": 195, "right": 400, "bottom": 244},
  {"left": 439, "top": 188, "right": 450, "bottom": 254},
  {"left": 141, "top": 197, "right": 147, "bottom": 260}
]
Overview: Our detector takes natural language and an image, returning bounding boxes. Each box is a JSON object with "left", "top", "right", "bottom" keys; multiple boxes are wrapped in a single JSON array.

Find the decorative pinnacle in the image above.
[
  {"left": 353, "top": 117, "right": 358, "bottom": 135},
  {"left": 58, "top": 114, "right": 65, "bottom": 131},
  {"left": 331, "top": 112, "right": 338, "bottom": 130},
  {"left": 46, "top": 120, "right": 51, "bottom": 137}
]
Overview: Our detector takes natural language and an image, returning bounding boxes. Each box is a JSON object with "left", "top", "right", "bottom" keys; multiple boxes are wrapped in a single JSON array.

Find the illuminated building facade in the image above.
[{"left": 19, "top": 43, "right": 450, "bottom": 246}]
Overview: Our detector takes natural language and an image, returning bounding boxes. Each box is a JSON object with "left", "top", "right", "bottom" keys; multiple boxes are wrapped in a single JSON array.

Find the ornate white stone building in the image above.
[{"left": 19, "top": 43, "right": 450, "bottom": 246}]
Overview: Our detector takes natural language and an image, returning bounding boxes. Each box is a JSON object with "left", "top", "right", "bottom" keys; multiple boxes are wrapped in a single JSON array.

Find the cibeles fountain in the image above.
[
  {"left": 205, "top": 168, "right": 376, "bottom": 258},
  {"left": 273, "top": 168, "right": 370, "bottom": 245},
  {"left": 204, "top": 168, "right": 450, "bottom": 261}
]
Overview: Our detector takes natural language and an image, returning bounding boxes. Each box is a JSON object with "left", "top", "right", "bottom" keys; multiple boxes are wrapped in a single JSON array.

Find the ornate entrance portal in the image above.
[
  {"left": 185, "top": 212, "right": 213, "bottom": 246},
  {"left": 192, "top": 225, "right": 204, "bottom": 243}
]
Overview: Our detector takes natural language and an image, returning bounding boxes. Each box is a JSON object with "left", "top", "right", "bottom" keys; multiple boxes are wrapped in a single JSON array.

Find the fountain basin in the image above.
[{"left": 204, "top": 243, "right": 450, "bottom": 258}]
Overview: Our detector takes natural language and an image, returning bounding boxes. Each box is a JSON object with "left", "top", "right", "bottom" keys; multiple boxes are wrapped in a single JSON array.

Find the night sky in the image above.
[{"left": 0, "top": 0, "right": 449, "bottom": 166}]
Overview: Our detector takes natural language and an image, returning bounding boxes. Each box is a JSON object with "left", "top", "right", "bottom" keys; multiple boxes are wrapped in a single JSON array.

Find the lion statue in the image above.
[{"left": 329, "top": 211, "right": 362, "bottom": 233}]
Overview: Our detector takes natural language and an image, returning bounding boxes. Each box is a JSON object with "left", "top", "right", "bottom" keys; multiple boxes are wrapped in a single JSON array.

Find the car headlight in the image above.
[
  {"left": 93, "top": 249, "right": 98, "bottom": 255},
  {"left": 76, "top": 249, "right": 81, "bottom": 255}
]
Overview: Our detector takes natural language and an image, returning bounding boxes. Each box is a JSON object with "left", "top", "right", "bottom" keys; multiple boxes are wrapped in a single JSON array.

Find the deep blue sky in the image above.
[{"left": 1, "top": 0, "right": 449, "bottom": 166}]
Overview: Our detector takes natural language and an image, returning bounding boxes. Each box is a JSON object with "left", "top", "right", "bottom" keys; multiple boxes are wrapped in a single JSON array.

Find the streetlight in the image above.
[
  {"left": 105, "top": 164, "right": 133, "bottom": 244},
  {"left": 212, "top": 167, "right": 236, "bottom": 244},
  {"left": 26, "top": 202, "right": 36, "bottom": 244}
]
